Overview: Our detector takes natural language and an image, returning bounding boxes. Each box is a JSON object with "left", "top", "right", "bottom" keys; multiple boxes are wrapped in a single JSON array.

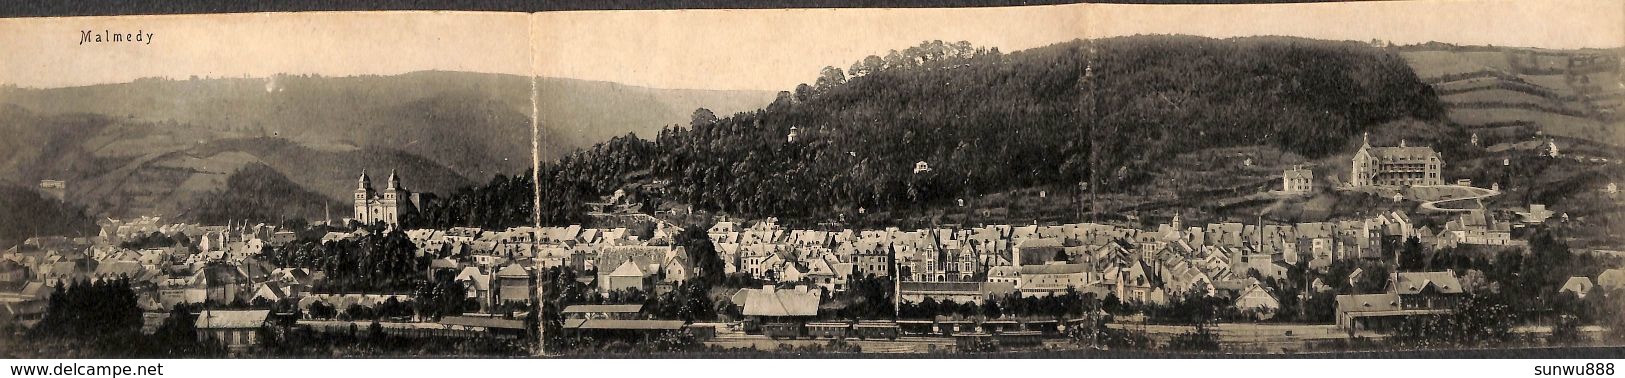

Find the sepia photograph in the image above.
[{"left": 1, "top": 0, "right": 1623, "bottom": 368}]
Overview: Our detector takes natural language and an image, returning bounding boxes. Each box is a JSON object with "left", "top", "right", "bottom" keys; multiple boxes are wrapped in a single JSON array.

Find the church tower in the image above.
[
  {"left": 354, "top": 169, "right": 375, "bottom": 224},
  {"left": 1350, "top": 132, "right": 1375, "bottom": 187},
  {"left": 379, "top": 169, "right": 407, "bottom": 225}
]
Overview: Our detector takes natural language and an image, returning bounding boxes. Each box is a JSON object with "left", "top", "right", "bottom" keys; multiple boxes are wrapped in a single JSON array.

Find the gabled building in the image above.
[
  {"left": 195, "top": 310, "right": 270, "bottom": 353},
  {"left": 737, "top": 285, "right": 820, "bottom": 322},
  {"left": 1215, "top": 278, "right": 1279, "bottom": 320},
  {"left": 1282, "top": 166, "right": 1314, "bottom": 195},
  {"left": 495, "top": 264, "right": 533, "bottom": 304},
  {"left": 604, "top": 261, "right": 647, "bottom": 293}
]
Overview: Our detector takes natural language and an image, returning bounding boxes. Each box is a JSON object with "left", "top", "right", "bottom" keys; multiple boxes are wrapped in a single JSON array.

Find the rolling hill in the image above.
[
  {"left": 0, "top": 104, "right": 477, "bottom": 221},
  {"left": 525, "top": 36, "right": 1447, "bottom": 228}
]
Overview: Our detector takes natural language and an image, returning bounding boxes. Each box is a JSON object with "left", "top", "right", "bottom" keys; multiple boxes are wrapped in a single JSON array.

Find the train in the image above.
[
  {"left": 753, "top": 319, "right": 1065, "bottom": 340},
  {"left": 757, "top": 320, "right": 902, "bottom": 340}
]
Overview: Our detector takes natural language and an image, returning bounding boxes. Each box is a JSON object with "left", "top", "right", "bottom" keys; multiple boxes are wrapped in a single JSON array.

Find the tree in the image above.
[
  {"left": 814, "top": 66, "right": 847, "bottom": 92},
  {"left": 677, "top": 226, "right": 724, "bottom": 285},
  {"left": 690, "top": 108, "right": 718, "bottom": 129},
  {"left": 793, "top": 83, "right": 813, "bottom": 103},
  {"left": 850, "top": 55, "right": 884, "bottom": 77},
  {"left": 981, "top": 298, "right": 1003, "bottom": 319},
  {"left": 1399, "top": 236, "right": 1425, "bottom": 271},
  {"left": 1103, "top": 292, "right": 1123, "bottom": 315},
  {"left": 150, "top": 306, "right": 221, "bottom": 357}
]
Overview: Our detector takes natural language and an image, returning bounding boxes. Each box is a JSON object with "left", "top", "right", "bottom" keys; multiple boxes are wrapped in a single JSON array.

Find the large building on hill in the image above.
[
  {"left": 1349, "top": 134, "right": 1444, "bottom": 187},
  {"left": 353, "top": 170, "right": 422, "bottom": 226}
]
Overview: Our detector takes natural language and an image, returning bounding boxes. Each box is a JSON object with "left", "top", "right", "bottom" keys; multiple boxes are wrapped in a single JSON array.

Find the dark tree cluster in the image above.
[
  {"left": 257, "top": 227, "right": 426, "bottom": 293},
  {"left": 643, "top": 281, "right": 716, "bottom": 322},
  {"left": 34, "top": 278, "right": 142, "bottom": 339},
  {"left": 828, "top": 274, "right": 895, "bottom": 320},
  {"left": 119, "top": 231, "right": 195, "bottom": 251},
  {"left": 0, "top": 183, "right": 97, "bottom": 249},
  {"left": 1390, "top": 294, "right": 1515, "bottom": 348},
  {"left": 17, "top": 278, "right": 222, "bottom": 357}
]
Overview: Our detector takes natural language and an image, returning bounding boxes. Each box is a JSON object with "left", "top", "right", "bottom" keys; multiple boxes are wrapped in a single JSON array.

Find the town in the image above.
[{"left": 4, "top": 133, "right": 1621, "bottom": 356}]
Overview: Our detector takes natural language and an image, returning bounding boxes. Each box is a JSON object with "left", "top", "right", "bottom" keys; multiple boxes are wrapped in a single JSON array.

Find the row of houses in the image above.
[{"left": 518, "top": 210, "right": 1442, "bottom": 321}]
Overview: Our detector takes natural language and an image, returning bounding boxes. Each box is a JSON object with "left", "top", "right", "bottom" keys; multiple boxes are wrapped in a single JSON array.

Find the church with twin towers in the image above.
[{"left": 353, "top": 169, "right": 424, "bottom": 226}]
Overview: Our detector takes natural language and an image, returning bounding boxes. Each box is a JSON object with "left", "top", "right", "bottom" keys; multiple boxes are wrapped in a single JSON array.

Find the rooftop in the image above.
[
  {"left": 560, "top": 304, "right": 644, "bottom": 314},
  {"left": 196, "top": 310, "right": 270, "bottom": 329}
]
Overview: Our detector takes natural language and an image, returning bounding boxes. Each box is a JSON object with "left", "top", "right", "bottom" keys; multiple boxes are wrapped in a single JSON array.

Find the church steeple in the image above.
[
  {"left": 387, "top": 169, "right": 401, "bottom": 190},
  {"left": 358, "top": 169, "right": 373, "bottom": 191}
]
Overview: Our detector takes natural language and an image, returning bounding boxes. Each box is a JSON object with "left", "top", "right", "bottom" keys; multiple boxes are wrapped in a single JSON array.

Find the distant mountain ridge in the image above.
[{"left": 0, "top": 71, "right": 775, "bottom": 222}]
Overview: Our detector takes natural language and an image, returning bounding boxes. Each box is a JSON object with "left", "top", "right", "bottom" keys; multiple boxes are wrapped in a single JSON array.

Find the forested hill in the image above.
[{"left": 530, "top": 36, "right": 1445, "bottom": 227}]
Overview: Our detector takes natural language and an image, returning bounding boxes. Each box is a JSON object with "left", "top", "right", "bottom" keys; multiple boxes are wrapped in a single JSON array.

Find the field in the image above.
[
  {"left": 1401, "top": 51, "right": 1514, "bottom": 79},
  {"left": 1447, "top": 108, "right": 1624, "bottom": 145},
  {"left": 1442, "top": 89, "right": 1562, "bottom": 107},
  {"left": 1402, "top": 47, "right": 1624, "bottom": 149},
  {"left": 1434, "top": 77, "right": 1502, "bottom": 92}
]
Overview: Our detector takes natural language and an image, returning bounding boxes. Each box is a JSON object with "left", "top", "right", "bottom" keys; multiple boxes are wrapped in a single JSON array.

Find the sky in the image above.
[
  {"left": 532, "top": 5, "right": 1090, "bottom": 91},
  {"left": 0, "top": 12, "right": 532, "bottom": 88},
  {"left": 540, "top": 0, "right": 1624, "bottom": 91},
  {"left": 1089, "top": 0, "right": 1625, "bottom": 50},
  {"left": 1, "top": 1, "right": 1621, "bottom": 91}
]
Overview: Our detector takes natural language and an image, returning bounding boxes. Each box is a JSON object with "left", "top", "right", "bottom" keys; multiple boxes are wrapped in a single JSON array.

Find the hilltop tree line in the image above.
[
  {"left": 415, "top": 171, "right": 537, "bottom": 230},
  {"left": 511, "top": 36, "right": 1442, "bottom": 227}
]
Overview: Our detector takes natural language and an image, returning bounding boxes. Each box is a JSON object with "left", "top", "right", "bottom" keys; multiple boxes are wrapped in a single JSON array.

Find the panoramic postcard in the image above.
[{"left": 2, "top": 0, "right": 1624, "bottom": 359}]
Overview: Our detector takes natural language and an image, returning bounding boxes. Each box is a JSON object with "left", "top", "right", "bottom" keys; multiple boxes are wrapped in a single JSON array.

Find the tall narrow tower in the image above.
[
  {"left": 379, "top": 169, "right": 407, "bottom": 225},
  {"left": 354, "top": 169, "right": 374, "bottom": 224}
]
